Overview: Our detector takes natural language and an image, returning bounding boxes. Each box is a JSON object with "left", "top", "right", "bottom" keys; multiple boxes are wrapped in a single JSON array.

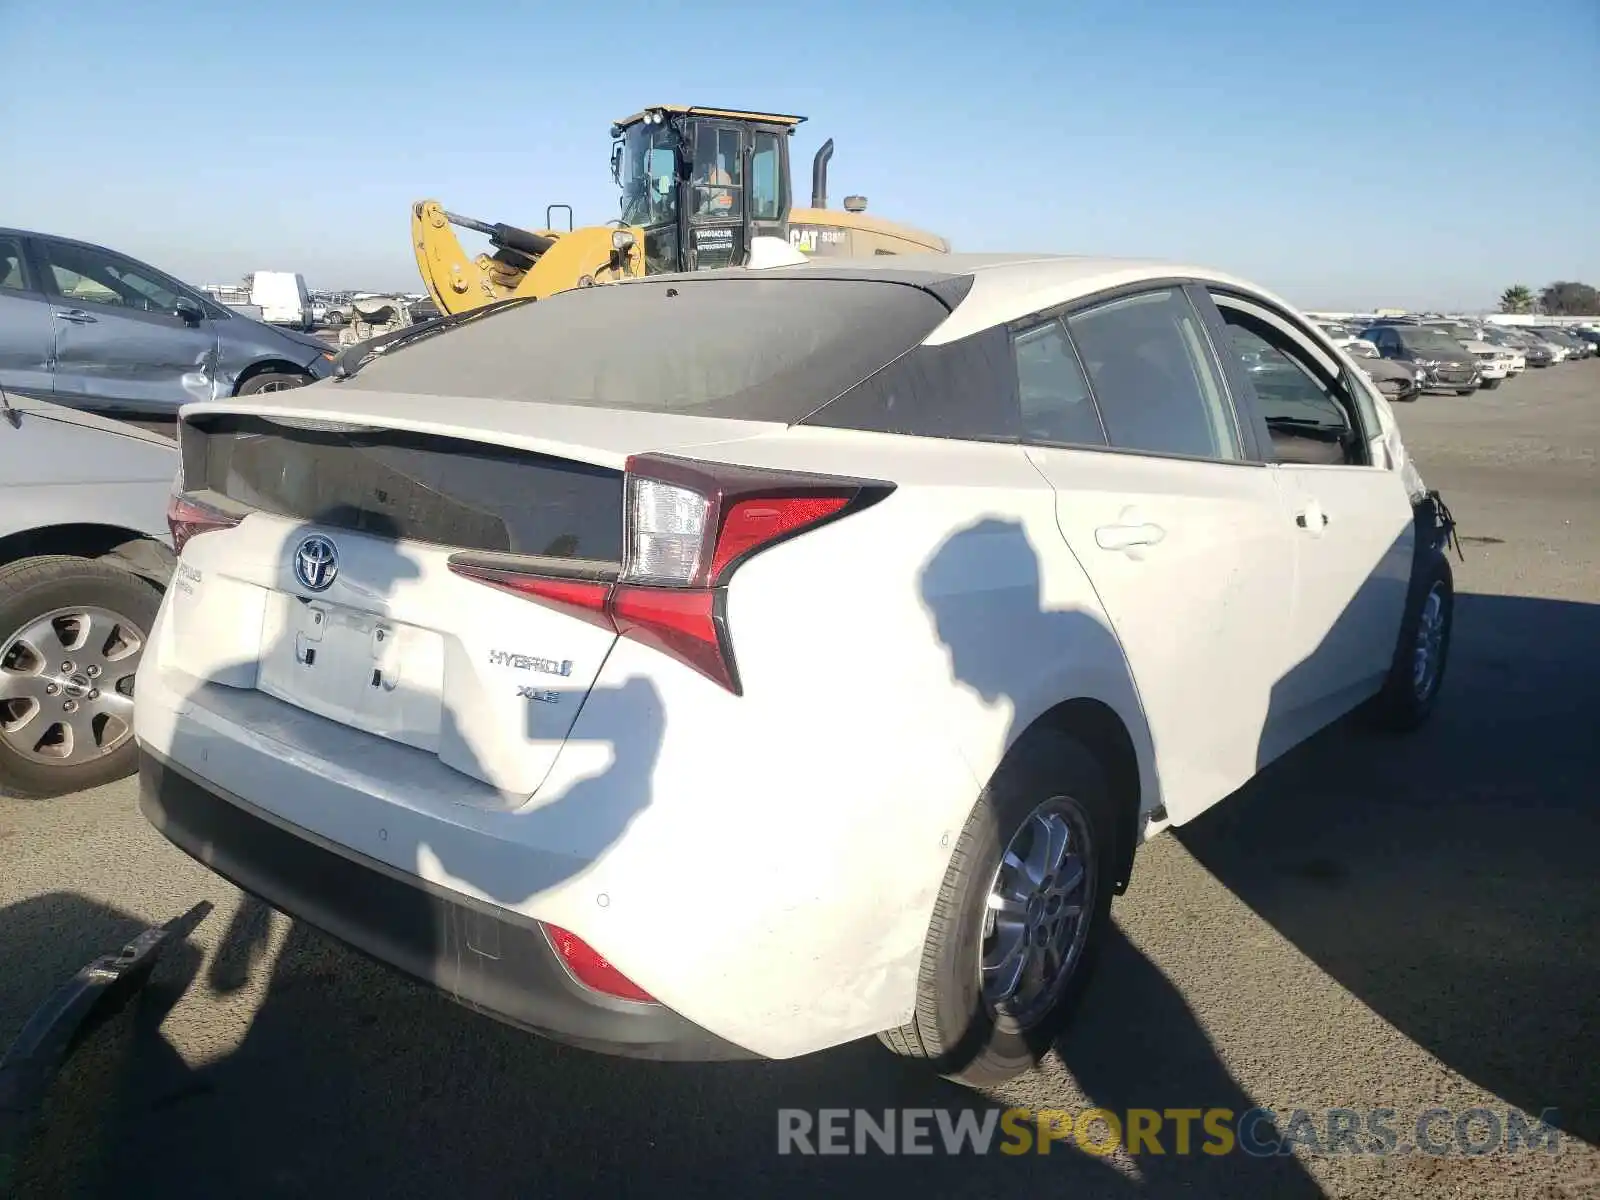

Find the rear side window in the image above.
[
  {"left": 342, "top": 277, "right": 955, "bottom": 424},
  {"left": 1065, "top": 289, "right": 1242, "bottom": 461},
  {"left": 1012, "top": 319, "right": 1106, "bottom": 447},
  {"left": 0, "top": 237, "right": 27, "bottom": 290},
  {"left": 801, "top": 326, "right": 1018, "bottom": 441},
  {"left": 185, "top": 415, "right": 624, "bottom": 563}
]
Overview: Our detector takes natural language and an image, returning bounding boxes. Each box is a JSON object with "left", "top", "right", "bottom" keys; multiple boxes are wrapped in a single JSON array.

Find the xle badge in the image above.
[{"left": 518, "top": 686, "right": 559, "bottom": 704}]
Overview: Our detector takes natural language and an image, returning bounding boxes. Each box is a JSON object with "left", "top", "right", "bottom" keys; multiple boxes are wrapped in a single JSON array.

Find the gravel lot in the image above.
[{"left": 3, "top": 364, "right": 1597, "bottom": 1199}]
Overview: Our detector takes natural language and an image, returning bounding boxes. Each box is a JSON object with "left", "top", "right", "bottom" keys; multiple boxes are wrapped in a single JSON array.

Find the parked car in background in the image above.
[
  {"left": 0, "top": 388, "right": 178, "bottom": 797},
  {"left": 136, "top": 253, "right": 1455, "bottom": 1086},
  {"left": 1360, "top": 322, "right": 1481, "bottom": 393},
  {"left": 0, "top": 228, "right": 334, "bottom": 418},
  {"left": 1541, "top": 328, "right": 1593, "bottom": 360},
  {"left": 1314, "top": 320, "right": 1378, "bottom": 358},
  {"left": 1456, "top": 339, "right": 1517, "bottom": 388},
  {"left": 1523, "top": 330, "right": 1572, "bottom": 363},
  {"left": 1342, "top": 339, "right": 1424, "bottom": 401},
  {"left": 1484, "top": 327, "right": 1553, "bottom": 368},
  {"left": 1460, "top": 327, "right": 1524, "bottom": 373}
]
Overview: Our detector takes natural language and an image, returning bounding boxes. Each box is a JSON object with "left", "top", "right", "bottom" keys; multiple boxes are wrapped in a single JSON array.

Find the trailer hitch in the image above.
[{"left": 0, "top": 900, "right": 213, "bottom": 1187}]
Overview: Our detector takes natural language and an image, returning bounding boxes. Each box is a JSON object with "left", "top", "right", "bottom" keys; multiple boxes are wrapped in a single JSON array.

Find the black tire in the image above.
[
  {"left": 1480, "top": 377, "right": 1502, "bottom": 390},
  {"left": 1455, "top": 388, "right": 1475, "bottom": 396},
  {"left": 878, "top": 729, "right": 1120, "bottom": 1087},
  {"left": 0, "top": 555, "right": 162, "bottom": 798},
  {"left": 236, "top": 371, "right": 314, "bottom": 396},
  {"left": 1364, "top": 553, "right": 1453, "bottom": 733}
]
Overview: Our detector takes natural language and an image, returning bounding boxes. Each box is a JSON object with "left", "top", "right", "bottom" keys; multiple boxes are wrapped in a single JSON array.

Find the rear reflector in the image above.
[
  {"left": 168, "top": 493, "right": 243, "bottom": 553},
  {"left": 541, "top": 923, "right": 656, "bottom": 1003}
]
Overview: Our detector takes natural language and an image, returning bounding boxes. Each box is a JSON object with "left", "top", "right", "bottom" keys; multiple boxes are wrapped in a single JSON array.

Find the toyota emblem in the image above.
[{"left": 293, "top": 534, "right": 339, "bottom": 592}]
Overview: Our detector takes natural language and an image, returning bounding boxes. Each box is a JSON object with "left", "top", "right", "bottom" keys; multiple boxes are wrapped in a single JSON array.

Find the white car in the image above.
[
  {"left": 134, "top": 255, "right": 1457, "bottom": 1086},
  {"left": 1314, "top": 322, "right": 1378, "bottom": 358},
  {"left": 1457, "top": 339, "right": 1518, "bottom": 388}
]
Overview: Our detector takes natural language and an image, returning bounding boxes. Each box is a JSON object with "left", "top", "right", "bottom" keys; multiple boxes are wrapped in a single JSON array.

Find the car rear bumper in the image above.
[{"left": 138, "top": 747, "right": 758, "bottom": 1061}]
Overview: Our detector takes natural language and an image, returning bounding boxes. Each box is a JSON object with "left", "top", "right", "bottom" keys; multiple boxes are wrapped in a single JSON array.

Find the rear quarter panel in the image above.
[{"left": 528, "top": 427, "right": 1157, "bottom": 1058}]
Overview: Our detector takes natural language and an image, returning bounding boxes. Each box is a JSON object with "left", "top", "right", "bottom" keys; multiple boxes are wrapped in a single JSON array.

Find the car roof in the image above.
[
  {"left": 0, "top": 225, "right": 101, "bottom": 250},
  {"left": 673, "top": 252, "right": 1298, "bottom": 345}
]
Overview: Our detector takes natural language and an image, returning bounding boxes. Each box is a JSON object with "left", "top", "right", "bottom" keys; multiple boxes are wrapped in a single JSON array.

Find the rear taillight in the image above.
[
  {"left": 448, "top": 454, "right": 892, "bottom": 693},
  {"left": 541, "top": 923, "right": 656, "bottom": 1003},
  {"left": 168, "top": 492, "right": 242, "bottom": 553}
]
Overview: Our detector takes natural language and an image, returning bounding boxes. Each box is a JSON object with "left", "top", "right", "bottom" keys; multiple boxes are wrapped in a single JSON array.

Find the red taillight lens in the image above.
[
  {"left": 168, "top": 493, "right": 242, "bottom": 553},
  {"left": 447, "top": 564, "right": 613, "bottom": 630},
  {"left": 541, "top": 923, "right": 656, "bottom": 1003},
  {"left": 708, "top": 494, "right": 851, "bottom": 582},
  {"left": 611, "top": 585, "right": 732, "bottom": 693}
]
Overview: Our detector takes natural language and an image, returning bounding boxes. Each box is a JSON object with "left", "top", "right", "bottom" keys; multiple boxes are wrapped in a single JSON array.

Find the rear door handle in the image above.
[
  {"left": 1095, "top": 522, "right": 1167, "bottom": 553},
  {"left": 53, "top": 308, "right": 97, "bottom": 324}
]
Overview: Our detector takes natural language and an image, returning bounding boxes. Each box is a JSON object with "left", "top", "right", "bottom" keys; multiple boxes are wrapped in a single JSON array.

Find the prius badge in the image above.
[{"left": 293, "top": 534, "right": 339, "bottom": 592}]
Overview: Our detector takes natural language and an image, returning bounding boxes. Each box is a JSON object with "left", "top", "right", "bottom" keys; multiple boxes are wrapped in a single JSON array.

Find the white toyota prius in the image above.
[{"left": 136, "top": 254, "right": 1456, "bottom": 1086}]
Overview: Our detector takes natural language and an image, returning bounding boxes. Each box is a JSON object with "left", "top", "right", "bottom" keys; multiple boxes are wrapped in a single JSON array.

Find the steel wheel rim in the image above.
[
  {"left": 980, "top": 796, "right": 1096, "bottom": 1030},
  {"left": 0, "top": 605, "right": 146, "bottom": 766},
  {"left": 1412, "top": 582, "right": 1446, "bottom": 700}
]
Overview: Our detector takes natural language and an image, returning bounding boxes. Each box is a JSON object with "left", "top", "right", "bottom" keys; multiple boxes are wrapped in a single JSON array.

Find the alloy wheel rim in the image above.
[
  {"left": 1412, "top": 583, "right": 1446, "bottom": 701},
  {"left": 980, "top": 796, "right": 1096, "bottom": 1030},
  {"left": 0, "top": 605, "right": 146, "bottom": 766}
]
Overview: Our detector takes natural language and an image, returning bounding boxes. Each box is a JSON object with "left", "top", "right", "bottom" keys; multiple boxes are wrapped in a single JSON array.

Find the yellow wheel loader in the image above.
[{"left": 411, "top": 104, "right": 948, "bottom": 318}]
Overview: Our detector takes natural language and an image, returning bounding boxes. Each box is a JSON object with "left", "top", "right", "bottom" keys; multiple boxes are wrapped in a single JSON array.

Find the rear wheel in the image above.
[
  {"left": 0, "top": 555, "right": 161, "bottom": 798},
  {"left": 878, "top": 729, "right": 1119, "bottom": 1087},
  {"left": 237, "top": 371, "right": 315, "bottom": 396}
]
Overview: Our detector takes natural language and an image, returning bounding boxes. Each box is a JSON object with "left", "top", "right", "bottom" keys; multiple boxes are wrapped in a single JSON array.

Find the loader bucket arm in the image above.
[{"left": 412, "top": 200, "right": 647, "bottom": 317}]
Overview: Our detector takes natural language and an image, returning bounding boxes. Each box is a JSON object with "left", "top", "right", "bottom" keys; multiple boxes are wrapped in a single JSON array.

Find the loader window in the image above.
[
  {"left": 751, "top": 132, "right": 781, "bottom": 222},
  {"left": 619, "top": 124, "right": 680, "bottom": 229},
  {"left": 692, "top": 125, "right": 742, "bottom": 220}
]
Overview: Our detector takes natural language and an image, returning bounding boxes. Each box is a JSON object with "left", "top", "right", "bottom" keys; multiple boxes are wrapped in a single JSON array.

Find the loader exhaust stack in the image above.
[{"left": 811, "top": 139, "right": 834, "bottom": 209}]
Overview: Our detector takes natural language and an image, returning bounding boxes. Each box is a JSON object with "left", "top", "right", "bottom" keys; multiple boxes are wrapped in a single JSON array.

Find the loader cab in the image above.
[{"left": 612, "top": 105, "right": 801, "bottom": 274}]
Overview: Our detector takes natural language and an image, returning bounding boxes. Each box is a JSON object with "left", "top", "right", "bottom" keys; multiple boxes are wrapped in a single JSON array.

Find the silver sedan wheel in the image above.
[
  {"left": 0, "top": 605, "right": 146, "bottom": 765},
  {"left": 1411, "top": 582, "right": 1446, "bottom": 703},
  {"left": 980, "top": 796, "right": 1097, "bottom": 1031}
]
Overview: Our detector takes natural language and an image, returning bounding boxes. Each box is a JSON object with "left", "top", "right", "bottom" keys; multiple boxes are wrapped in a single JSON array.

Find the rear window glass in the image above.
[
  {"left": 339, "top": 277, "right": 954, "bottom": 423},
  {"left": 185, "top": 415, "right": 623, "bottom": 562}
]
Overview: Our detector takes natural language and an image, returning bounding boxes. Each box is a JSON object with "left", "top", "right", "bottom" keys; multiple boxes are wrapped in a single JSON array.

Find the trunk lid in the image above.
[{"left": 169, "top": 400, "right": 770, "bottom": 800}]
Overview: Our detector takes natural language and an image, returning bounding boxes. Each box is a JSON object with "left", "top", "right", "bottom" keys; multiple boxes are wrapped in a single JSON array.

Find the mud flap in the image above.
[{"left": 0, "top": 901, "right": 212, "bottom": 1187}]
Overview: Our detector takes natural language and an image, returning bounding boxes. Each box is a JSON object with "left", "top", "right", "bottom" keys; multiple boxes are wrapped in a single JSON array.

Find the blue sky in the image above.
[{"left": 2, "top": 0, "right": 1595, "bottom": 310}]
